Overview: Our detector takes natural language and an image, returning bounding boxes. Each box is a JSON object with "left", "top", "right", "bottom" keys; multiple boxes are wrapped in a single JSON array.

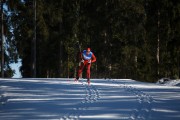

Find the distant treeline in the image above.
[{"left": 1, "top": 0, "right": 180, "bottom": 82}]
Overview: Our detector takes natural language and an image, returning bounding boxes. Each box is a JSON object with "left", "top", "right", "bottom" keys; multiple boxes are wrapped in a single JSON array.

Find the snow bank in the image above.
[{"left": 156, "top": 78, "right": 180, "bottom": 87}]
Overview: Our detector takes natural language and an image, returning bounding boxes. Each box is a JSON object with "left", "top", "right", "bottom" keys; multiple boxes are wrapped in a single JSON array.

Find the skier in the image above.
[{"left": 75, "top": 47, "right": 96, "bottom": 84}]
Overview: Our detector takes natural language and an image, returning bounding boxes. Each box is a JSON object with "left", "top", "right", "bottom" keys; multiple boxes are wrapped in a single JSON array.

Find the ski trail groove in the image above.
[
  {"left": 126, "top": 86, "right": 154, "bottom": 120},
  {"left": 108, "top": 79, "right": 154, "bottom": 120},
  {"left": 59, "top": 80, "right": 100, "bottom": 120},
  {"left": 0, "top": 94, "right": 8, "bottom": 105},
  {"left": 0, "top": 87, "right": 8, "bottom": 105}
]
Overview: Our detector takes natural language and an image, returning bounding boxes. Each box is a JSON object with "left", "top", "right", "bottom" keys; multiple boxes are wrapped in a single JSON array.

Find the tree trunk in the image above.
[
  {"left": 31, "top": 0, "right": 36, "bottom": 77},
  {"left": 1, "top": 0, "right": 4, "bottom": 77},
  {"left": 157, "top": 9, "right": 160, "bottom": 76}
]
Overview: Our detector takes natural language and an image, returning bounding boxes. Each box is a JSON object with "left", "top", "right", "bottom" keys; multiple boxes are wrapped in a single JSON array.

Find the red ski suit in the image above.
[{"left": 77, "top": 50, "right": 96, "bottom": 79}]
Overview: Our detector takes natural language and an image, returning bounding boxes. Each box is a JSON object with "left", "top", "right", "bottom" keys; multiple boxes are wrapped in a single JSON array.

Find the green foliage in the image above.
[{"left": 2, "top": 0, "right": 180, "bottom": 81}]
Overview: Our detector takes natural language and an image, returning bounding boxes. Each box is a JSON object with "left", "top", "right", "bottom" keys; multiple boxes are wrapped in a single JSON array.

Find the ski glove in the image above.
[
  {"left": 88, "top": 60, "right": 91, "bottom": 64},
  {"left": 81, "top": 59, "right": 84, "bottom": 63}
]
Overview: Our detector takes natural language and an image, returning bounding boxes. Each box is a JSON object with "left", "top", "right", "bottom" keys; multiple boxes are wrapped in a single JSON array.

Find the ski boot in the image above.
[
  {"left": 87, "top": 79, "right": 90, "bottom": 85},
  {"left": 74, "top": 77, "right": 79, "bottom": 82}
]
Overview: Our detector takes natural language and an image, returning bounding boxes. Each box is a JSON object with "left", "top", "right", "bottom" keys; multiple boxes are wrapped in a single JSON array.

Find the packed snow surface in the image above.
[{"left": 0, "top": 78, "right": 180, "bottom": 120}]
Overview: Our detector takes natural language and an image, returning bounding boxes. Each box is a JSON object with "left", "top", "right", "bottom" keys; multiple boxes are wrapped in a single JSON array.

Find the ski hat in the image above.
[{"left": 87, "top": 48, "right": 91, "bottom": 52}]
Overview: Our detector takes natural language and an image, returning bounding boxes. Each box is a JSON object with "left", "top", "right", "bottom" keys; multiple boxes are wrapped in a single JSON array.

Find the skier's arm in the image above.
[
  {"left": 79, "top": 52, "right": 83, "bottom": 60},
  {"left": 79, "top": 52, "right": 84, "bottom": 63},
  {"left": 91, "top": 53, "right": 96, "bottom": 63}
]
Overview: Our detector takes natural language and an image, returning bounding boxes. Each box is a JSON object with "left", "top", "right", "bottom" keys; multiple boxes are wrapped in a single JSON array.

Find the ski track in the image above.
[
  {"left": 59, "top": 80, "right": 100, "bottom": 120},
  {"left": 0, "top": 79, "right": 155, "bottom": 120},
  {"left": 108, "top": 79, "right": 154, "bottom": 120},
  {"left": 0, "top": 86, "right": 8, "bottom": 106}
]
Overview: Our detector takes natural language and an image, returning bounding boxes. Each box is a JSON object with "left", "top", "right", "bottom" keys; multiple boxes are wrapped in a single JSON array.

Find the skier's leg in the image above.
[
  {"left": 76, "top": 62, "right": 85, "bottom": 80},
  {"left": 86, "top": 63, "right": 91, "bottom": 83}
]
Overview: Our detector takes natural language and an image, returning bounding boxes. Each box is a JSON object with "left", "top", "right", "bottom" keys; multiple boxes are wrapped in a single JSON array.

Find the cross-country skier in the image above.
[{"left": 75, "top": 47, "right": 96, "bottom": 84}]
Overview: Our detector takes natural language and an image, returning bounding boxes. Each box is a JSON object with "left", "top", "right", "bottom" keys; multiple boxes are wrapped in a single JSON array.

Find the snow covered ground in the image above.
[
  {"left": 156, "top": 78, "right": 180, "bottom": 87},
  {"left": 0, "top": 78, "right": 180, "bottom": 120}
]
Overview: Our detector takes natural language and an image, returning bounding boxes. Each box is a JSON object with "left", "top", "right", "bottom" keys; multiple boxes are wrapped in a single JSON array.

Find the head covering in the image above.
[{"left": 87, "top": 48, "right": 91, "bottom": 52}]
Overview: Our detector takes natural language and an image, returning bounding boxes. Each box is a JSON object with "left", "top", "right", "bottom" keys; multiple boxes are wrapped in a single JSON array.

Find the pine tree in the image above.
[{"left": 4, "top": 0, "right": 180, "bottom": 80}]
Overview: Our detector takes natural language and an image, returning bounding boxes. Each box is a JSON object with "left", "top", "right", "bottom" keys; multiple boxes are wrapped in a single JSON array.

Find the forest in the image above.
[{"left": 0, "top": 0, "right": 180, "bottom": 82}]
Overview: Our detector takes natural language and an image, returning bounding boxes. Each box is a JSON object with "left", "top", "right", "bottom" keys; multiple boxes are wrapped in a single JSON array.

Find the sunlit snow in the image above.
[{"left": 0, "top": 78, "right": 180, "bottom": 120}]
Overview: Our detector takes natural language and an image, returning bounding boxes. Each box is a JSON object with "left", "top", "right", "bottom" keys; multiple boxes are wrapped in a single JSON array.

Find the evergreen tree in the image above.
[{"left": 4, "top": 0, "right": 180, "bottom": 81}]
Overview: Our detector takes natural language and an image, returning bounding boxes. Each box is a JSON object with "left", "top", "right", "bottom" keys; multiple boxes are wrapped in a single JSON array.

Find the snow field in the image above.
[{"left": 0, "top": 78, "right": 180, "bottom": 120}]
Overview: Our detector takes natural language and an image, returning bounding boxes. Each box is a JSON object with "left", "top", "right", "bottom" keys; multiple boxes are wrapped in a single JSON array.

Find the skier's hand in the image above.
[
  {"left": 81, "top": 59, "right": 84, "bottom": 63},
  {"left": 88, "top": 60, "right": 91, "bottom": 64}
]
